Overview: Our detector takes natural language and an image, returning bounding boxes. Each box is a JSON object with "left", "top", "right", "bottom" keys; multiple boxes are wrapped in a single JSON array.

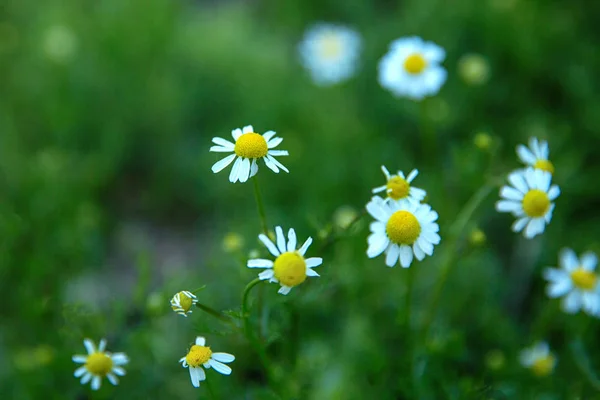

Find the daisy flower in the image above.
[
  {"left": 210, "top": 125, "right": 289, "bottom": 183},
  {"left": 170, "top": 290, "right": 198, "bottom": 317},
  {"left": 371, "top": 166, "right": 426, "bottom": 203},
  {"left": 298, "top": 23, "right": 362, "bottom": 86},
  {"left": 378, "top": 36, "right": 447, "bottom": 100},
  {"left": 543, "top": 248, "right": 600, "bottom": 316},
  {"left": 519, "top": 341, "right": 556, "bottom": 377},
  {"left": 72, "top": 338, "right": 128, "bottom": 390},
  {"left": 366, "top": 196, "right": 440, "bottom": 268},
  {"left": 516, "top": 137, "right": 554, "bottom": 174},
  {"left": 179, "top": 336, "right": 235, "bottom": 388},
  {"left": 248, "top": 226, "right": 322, "bottom": 295},
  {"left": 495, "top": 168, "right": 559, "bottom": 239}
]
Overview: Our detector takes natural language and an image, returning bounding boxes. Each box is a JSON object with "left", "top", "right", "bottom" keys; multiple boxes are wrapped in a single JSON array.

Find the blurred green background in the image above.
[{"left": 2, "top": 0, "right": 600, "bottom": 398}]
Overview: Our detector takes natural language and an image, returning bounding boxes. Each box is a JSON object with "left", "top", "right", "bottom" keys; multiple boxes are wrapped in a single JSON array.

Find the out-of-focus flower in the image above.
[
  {"left": 366, "top": 196, "right": 440, "bottom": 268},
  {"left": 170, "top": 291, "right": 198, "bottom": 317},
  {"left": 495, "top": 168, "right": 559, "bottom": 239},
  {"left": 485, "top": 349, "right": 505, "bottom": 371},
  {"left": 519, "top": 341, "right": 556, "bottom": 377},
  {"left": 516, "top": 137, "right": 554, "bottom": 175},
  {"left": 210, "top": 125, "right": 289, "bottom": 183},
  {"left": 458, "top": 53, "right": 490, "bottom": 85},
  {"left": 223, "top": 232, "right": 244, "bottom": 253},
  {"left": 371, "top": 166, "right": 426, "bottom": 203},
  {"left": 72, "top": 339, "right": 128, "bottom": 390},
  {"left": 298, "top": 23, "right": 362, "bottom": 86},
  {"left": 543, "top": 248, "right": 600, "bottom": 316},
  {"left": 469, "top": 228, "right": 486, "bottom": 246},
  {"left": 248, "top": 226, "right": 322, "bottom": 295},
  {"left": 333, "top": 205, "right": 358, "bottom": 230},
  {"left": 474, "top": 132, "right": 493, "bottom": 150},
  {"left": 378, "top": 36, "right": 447, "bottom": 100},
  {"left": 43, "top": 25, "right": 77, "bottom": 63},
  {"left": 13, "top": 345, "right": 54, "bottom": 371},
  {"left": 179, "top": 336, "right": 235, "bottom": 388}
]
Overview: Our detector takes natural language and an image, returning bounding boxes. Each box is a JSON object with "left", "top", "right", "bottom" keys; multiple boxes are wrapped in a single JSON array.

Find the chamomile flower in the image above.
[
  {"left": 170, "top": 291, "right": 198, "bottom": 317},
  {"left": 179, "top": 336, "right": 235, "bottom": 388},
  {"left": 543, "top": 248, "right": 600, "bottom": 316},
  {"left": 371, "top": 166, "right": 426, "bottom": 203},
  {"left": 496, "top": 168, "right": 559, "bottom": 239},
  {"left": 72, "top": 339, "right": 128, "bottom": 390},
  {"left": 248, "top": 226, "right": 322, "bottom": 295},
  {"left": 210, "top": 125, "right": 289, "bottom": 183},
  {"left": 298, "top": 23, "right": 362, "bottom": 86},
  {"left": 519, "top": 341, "right": 556, "bottom": 377},
  {"left": 516, "top": 137, "right": 554, "bottom": 174},
  {"left": 366, "top": 196, "right": 440, "bottom": 268},
  {"left": 378, "top": 36, "right": 447, "bottom": 100}
]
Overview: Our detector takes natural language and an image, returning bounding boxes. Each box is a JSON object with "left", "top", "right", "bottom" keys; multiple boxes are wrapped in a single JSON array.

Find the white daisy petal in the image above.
[
  {"left": 508, "top": 172, "right": 529, "bottom": 194},
  {"left": 267, "top": 137, "right": 283, "bottom": 149},
  {"left": 242, "top": 125, "right": 254, "bottom": 134},
  {"left": 247, "top": 259, "right": 274, "bottom": 268},
  {"left": 211, "top": 154, "right": 236, "bottom": 173},
  {"left": 269, "top": 150, "right": 289, "bottom": 156},
  {"left": 406, "top": 169, "right": 418, "bottom": 182},
  {"left": 209, "top": 145, "right": 233, "bottom": 152},
  {"left": 81, "top": 372, "right": 92, "bottom": 384},
  {"left": 111, "top": 354, "right": 129, "bottom": 366},
  {"left": 367, "top": 234, "right": 389, "bottom": 258},
  {"left": 399, "top": 245, "right": 413, "bottom": 268},
  {"left": 275, "top": 226, "right": 287, "bottom": 254},
  {"left": 298, "top": 237, "right": 313, "bottom": 256},
  {"left": 74, "top": 366, "right": 87, "bottom": 377},
  {"left": 249, "top": 159, "right": 259, "bottom": 178},
  {"left": 238, "top": 158, "right": 251, "bottom": 183},
  {"left": 195, "top": 336, "right": 206, "bottom": 346},
  {"left": 548, "top": 185, "right": 560, "bottom": 201},
  {"left": 287, "top": 228, "right": 297, "bottom": 252},
  {"left": 547, "top": 279, "right": 572, "bottom": 298},
  {"left": 212, "top": 137, "right": 235, "bottom": 148},
  {"left": 229, "top": 157, "right": 243, "bottom": 183},
  {"left": 209, "top": 359, "right": 232, "bottom": 375},
  {"left": 267, "top": 155, "right": 289, "bottom": 173},
  {"left": 232, "top": 128, "right": 242, "bottom": 140},
  {"left": 72, "top": 355, "right": 87, "bottom": 364},
  {"left": 258, "top": 269, "right": 275, "bottom": 280},
  {"left": 107, "top": 373, "right": 118, "bottom": 386},
  {"left": 91, "top": 376, "right": 101, "bottom": 391},
  {"left": 98, "top": 339, "right": 106, "bottom": 352},
  {"left": 189, "top": 367, "right": 202, "bottom": 388},
  {"left": 306, "top": 268, "right": 320, "bottom": 277},
  {"left": 560, "top": 248, "right": 579, "bottom": 272},
  {"left": 305, "top": 257, "right": 323, "bottom": 268},
  {"left": 263, "top": 130, "right": 277, "bottom": 141},
  {"left": 500, "top": 187, "right": 524, "bottom": 201},
  {"left": 259, "top": 234, "right": 280, "bottom": 256},
  {"left": 512, "top": 217, "right": 529, "bottom": 233},
  {"left": 516, "top": 145, "right": 536, "bottom": 165},
  {"left": 385, "top": 245, "right": 400, "bottom": 267},
  {"left": 563, "top": 291, "right": 582, "bottom": 314},
  {"left": 212, "top": 353, "right": 235, "bottom": 363},
  {"left": 112, "top": 366, "right": 126, "bottom": 376},
  {"left": 581, "top": 252, "right": 598, "bottom": 271},
  {"left": 496, "top": 200, "right": 521, "bottom": 213},
  {"left": 83, "top": 339, "right": 95, "bottom": 355},
  {"left": 278, "top": 285, "right": 292, "bottom": 295},
  {"left": 372, "top": 185, "right": 387, "bottom": 194},
  {"left": 413, "top": 242, "right": 425, "bottom": 261}
]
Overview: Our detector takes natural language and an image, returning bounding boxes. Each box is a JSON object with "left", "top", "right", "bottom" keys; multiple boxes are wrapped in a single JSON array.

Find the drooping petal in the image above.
[
  {"left": 209, "top": 359, "right": 232, "bottom": 375},
  {"left": 238, "top": 158, "right": 251, "bottom": 183},
  {"left": 385, "top": 245, "right": 400, "bottom": 267},
  {"left": 278, "top": 285, "right": 292, "bottom": 295},
  {"left": 211, "top": 353, "right": 235, "bottom": 363}
]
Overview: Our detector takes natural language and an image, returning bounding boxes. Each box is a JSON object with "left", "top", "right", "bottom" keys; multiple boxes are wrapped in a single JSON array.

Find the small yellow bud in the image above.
[
  {"left": 469, "top": 228, "right": 486, "bottom": 246},
  {"left": 222, "top": 232, "right": 244, "bottom": 253},
  {"left": 458, "top": 53, "right": 490, "bottom": 86},
  {"left": 474, "top": 132, "right": 493, "bottom": 150}
]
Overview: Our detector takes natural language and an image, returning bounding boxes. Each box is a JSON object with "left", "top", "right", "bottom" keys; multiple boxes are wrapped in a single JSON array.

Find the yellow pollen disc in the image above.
[
  {"left": 534, "top": 159, "right": 555, "bottom": 174},
  {"left": 522, "top": 189, "right": 550, "bottom": 218},
  {"left": 186, "top": 345, "right": 212, "bottom": 368},
  {"left": 404, "top": 53, "right": 428, "bottom": 75},
  {"left": 273, "top": 252, "right": 307, "bottom": 287},
  {"left": 386, "top": 210, "right": 421, "bottom": 245},
  {"left": 234, "top": 133, "right": 268, "bottom": 159},
  {"left": 172, "top": 292, "right": 193, "bottom": 312},
  {"left": 570, "top": 268, "right": 598, "bottom": 291},
  {"left": 531, "top": 355, "right": 555, "bottom": 377},
  {"left": 85, "top": 352, "right": 113, "bottom": 376},
  {"left": 386, "top": 176, "right": 410, "bottom": 200},
  {"left": 319, "top": 34, "right": 342, "bottom": 59}
]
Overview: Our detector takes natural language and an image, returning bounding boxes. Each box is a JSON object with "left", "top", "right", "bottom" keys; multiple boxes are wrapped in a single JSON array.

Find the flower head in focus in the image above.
[
  {"left": 298, "top": 23, "right": 362, "bottom": 86},
  {"left": 371, "top": 166, "right": 426, "bottom": 203},
  {"left": 378, "top": 36, "right": 447, "bottom": 100},
  {"left": 170, "top": 291, "right": 198, "bottom": 317},
  {"left": 72, "top": 339, "right": 128, "bottom": 390},
  {"left": 516, "top": 137, "right": 554, "bottom": 174},
  {"left": 210, "top": 125, "right": 289, "bottom": 183},
  {"left": 543, "top": 248, "right": 600, "bottom": 316},
  {"left": 248, "top": 226, "right": 322, "bottom": 295},
  {"left": 180, "top": 336, "right": 235, "bottom": 388},
  {"left": 519, "top": 341, "right": 556, "bottom": 377}
]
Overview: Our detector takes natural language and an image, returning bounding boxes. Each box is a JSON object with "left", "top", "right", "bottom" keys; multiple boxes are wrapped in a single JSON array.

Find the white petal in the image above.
[
  {"left": 548, "top": 185, "right": 560, "bottom": 201},
  {"left": 581, "top": 252, "right": 598, "bottom": 271},
  {"left": 367, "top": 234, "right": 389, "bottom": 258},
  {"left": 74, "top": 366, "right": 87, "bottom": 377},
  {"left": 91, "top": 376, "right": 101, "bottom": 391},
  {"left": 242, "top": 125, "right": 254, "bottom": 133},
  {"left": 212, "top": 137, "right": 235, "bottom": 148},
  {"left": 508, "top": 172, "right": 529, "bottom": 194},
  {"left": 306, "top": 268, "right": 319, "bottom": 277},
  {"left": 266, "top": 155, "right": 289, "bottom": 173},
  {"left": 209, "top": 359, "right": 232, "bottom": 375},
  {"left": 500, "top": 187, "right": 524, "bottom": 201},
  {"left": 232, "top": 128, "right": 242, "bottom": 140},
  {"left": 385, "top": 245, "right": 400, "bottom": 267},
  {"left": 410, "top": 187, "right": 427, "bottom": 200},
  {"left": 81, "top": 372, "right": 92, "bottom": 384},
  {"left": 228, "top": 157, "right": 243, "bottom": 183},
  {"left": 107, "top": 373, "right": 118, "bottom": 386},
  {"left": 563, "top": 291, "right": 582, "bottom": 313},
  {"left": 263, "top": 155, "right": 279, "bottom": 173},
  {"left": 287, "top": 228, "right": 297, "bottom": 252},
  {"left": 195, "top": 336, "right": 206, "bottom": 346},
  {"left": 305, "top": 257, "right": 323, "bottom": 268},
  {"left": 417, "top": 237, "right": 434, "bottom": 256},
  {"left": 249, "top": 159, "right": 259, "bottom": 177},
  {"left": 111, "top": 354, "right": 129, "bottom": 366},
  {"left": 582, "top": 293, "right": 600, "bottom": 315},
  {"left": 72, "top": 355, "right": 87, "bottom": 364},
  {"left": 209, "top": 145, "right": 232, "bottom": 152},
  {"left": 516, "top": 145, "right": 536, "bottom": 165},
  {"left": 267, "top": 137, "right": 283, "bottom": 149},
  {"left": 512, "top": 217, "right": 529, "bottom": 233},
  {"left": 366, "top": 199, "right": 389, "bottom": 222},
  {"left": 112, "top": 366, "right": 126, "bottom": 376},
  {"left": 546, "top": 279, "right": 572, "bottom": 298},
  {"left": 413, "top": 242, "right": 425, "bottom": 261},
  {"left": 275, "top": 226, "right": 287, "bottom": 254},
  {"left": 259, "top": 269, "right": 275, "bottom": 280},
  {"left": 98, "top": 339, "right": 106, "bottom": 352},
  {"left": 372, "top": 185, "right": 387, "bottom": 194},
  {"left": 83, "top": 339, "right": 95, "bottom": 355},
  {"left": 406, "top": 169, "right": 418, "bottom": 183},
  {"left": 370, "top": 221, "right": 385, "bottom": 233},
  {"left": 259, "top": 234, "right": 280, "bottom": 256},
  {"left": 269, "top": 150, "right": 289, "bottom": 156},
  {"left": 496, "top": 200, "right": 521, "bottom": 214},
  {"left": 560, "top": 248, "right": 579, "bottom": 272},
  {"left": 263, "top": 130, "right": 276, "bottom": 141},
  {"left": 524, "top": 218, "right": 545, "bottom": 238},
  {"left": 212, "top": 353, "right": 235, "bottom": 363},
  {"left": 278, "top": 285, "right": 292, "bottom": 295},
  {"left": 211, "top": 154, "right": 236, "bottom": 173},
  {"left": 543, "top": 267, "right": 567, "bottom": 282},
  {"left": 248, "top": 259, "right": 274, "bottom": 268},
  {"left": 238, "top": 158, "right": 251, "bottom": 183},
  {"left": 189, "top": 366, "right": 202, "bottom": 387},
  {"left": 298, "top": 237, "right": 313, "bottom": 256},
  {"left": 539, "top": 140, "right": 549, "bottom": 159},
  {"left": 399, "top": 245, "right": 413, "bottom": 268}
]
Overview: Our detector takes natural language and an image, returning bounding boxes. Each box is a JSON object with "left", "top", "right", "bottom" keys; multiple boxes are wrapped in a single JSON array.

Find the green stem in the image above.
[
  {"left": 318, "top": 209, "right": 367, "bottom": 253},
  {"left": 242, "top": 278, "right": 263, "bottom": 338},
  {"left": 252, "top": 176, "right": 269, "bottom": 236},
  {"left": 204, "top": 377, "right": 217, "bottom": 400},
  {"left": 421, "top": 182, "right": 496, "bottom": 335},
  {"left": 195, "top": 303, "right": 239, "bottom": 330},
  {"left": 570, "top": 339, "right": 600, "bottom": 392},
  {"left": 404, "top": 265, "right": 416, "bottom": 393}
]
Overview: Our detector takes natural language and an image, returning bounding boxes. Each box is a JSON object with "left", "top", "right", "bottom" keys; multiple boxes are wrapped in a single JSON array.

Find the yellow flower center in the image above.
[
  {"left": 186, "top": 345, "right": 212, "bottom": 368},
  {"left": 570, "top": 268, "right": 598, "bottom": 291},
  {"left": 234, "top": 133, "right": 268, "bottom": 159},
  {"left": 404, "top": 53, "right": 428, "bottom": 75},
  {"left": 273, "top": 252, "right": 307, "bottom": 287},
  {"left": 386, "top": 210, "right": 421, "bottom": 245},
  {"left": 319, "top": 34, "right": 342, "bottom": 59},
  {"left": 85, "top": 352, "right": 113, "bottom": 376},
  {"left": 522, "top": 189, "right": 550, "bottom": 218},
  {"left": 386, "top": 176, "right": 410, "bottom": 200},
  {"left": 534, "top": 159, "right": 554, "bottom": 174},
  {"left": 172, "top": 292, "right": 193, "bottom": 313},
  {"left": 531, "top": 355, "right": 555, "bottom": 377}
]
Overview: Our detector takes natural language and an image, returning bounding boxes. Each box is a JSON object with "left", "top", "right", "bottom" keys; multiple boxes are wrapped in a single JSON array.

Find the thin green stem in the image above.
[
  {"left": 318, "top": 209, "right": 367, "bottom": 253},
  {"left": 242, "top": 278, "right": 263, "bottom": 338},
  {"left": 421, "top": 182, "right": 496, "bottom": 335},
  {"left": 404, "top": 265, "right": 416, "bottom": 394},
  {"left": 252, "top": 176, "right": 269, "bottom": 235},
  {"left": 570, "top": 339, "right": 600, "bottom": 392},
  {"left": 204, "top": 377, "right": 217, "bottom": 400},
  {"left": 195, "top": 303, "right": 239, "bottom": 330}
]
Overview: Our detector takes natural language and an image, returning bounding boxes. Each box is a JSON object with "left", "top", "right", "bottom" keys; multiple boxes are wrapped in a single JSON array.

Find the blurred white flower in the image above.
[
  {"left": 248, "top": 226, "right": 322, "bottom": 295},
  {"left": 543, "top": 248, "right": 600, "bottom": 316},
  {"left": 366, "top": 196, "right": 440, "bottom": 268},
  {"left": 516, "top": 137, "right": 554, "bottom": 175},
  {"left": 43, "top": 25, "right": 77, "bottom": 63},
  {"left": 72, "top": 339, "right": 128, "bottom": 390},
  {"left": 519, "top": 341, "right": 556, "bottom": 377},
  {"left": 458, "top": 53, "right": 490, "bottom": 85},
  {"left": 170, "top": 290, "right": 198, "bottom": 317},
  {"left": 371, "top": 166, "right": 426, "bottom": 203},
  {"left": 495, "top": 168, "right": 559, "bottom": 239},
  {"left": 180, "top": 336, "right": 235, "bottom": 388},
  {"left": 210, "top": 125, "right": 289, "bottom": 183},
  {"left": 298, "top": 23, "right": 362, "bottom": 86},
  {"left": 378, "top": 36, "right": 447, "bottom": 100}
]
